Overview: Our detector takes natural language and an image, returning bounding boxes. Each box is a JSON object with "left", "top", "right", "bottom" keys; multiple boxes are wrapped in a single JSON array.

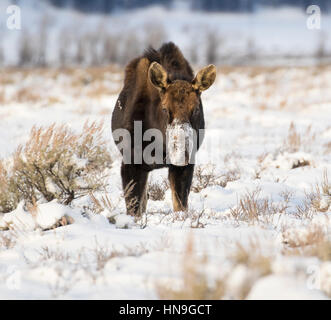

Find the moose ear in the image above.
[
  {"left": 148, "top": 62, "right": 168, "bottom": 90},
  {"left": 192, "top": 64, "right": 216, "bottom": 92}
]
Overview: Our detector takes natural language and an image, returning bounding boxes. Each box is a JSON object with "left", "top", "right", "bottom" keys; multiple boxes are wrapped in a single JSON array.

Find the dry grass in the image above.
[
  {"left": 0, "top": 162, "right": 20, "bottom": 213},
  {"left": 228, "top": 239, "right": 273, "bottom": 299},
  {"left": 0, "top": 67, "right": 122, "bottom": 108},
  {"left": 47, "top": 96, "right": 62, "bottom": 105},
  {"left": 283, "top": 122, "right": 316, "bottom": 154},
  {"left": 93, "top": 241, "right": 149, "bottom": 271},
  {"left": 44, "top": 215, "right": 74, "bottom": 231},
  {"left": 191, "top": 165, "right": 240, "bottom": 193},
  {"left": 156, "top": 235, "right": 225, "bottom": 300},
  {"left": 320, "top": 170, "right": 331, "bottom": 196},
  {"left": 283, "top": 224, "right": 326, "bottom": 248},
  {"left": 0, "top": 121, "right": 112, "bottom": 213},
  {"left": 284, "top": 122, "right": 301, "bottom": 153},
  {"left": 294, "top": 192, "right": 316, "bottom": 220},
  {"left": 294, "top": 170, "right": 330, "bottom": 219},
  {"left": 15, "top": 87, "right": 42, "bottom": 104},
  {"left": 0, "top": 232, "right": 16, "bottom": 250},
  {"left": 89, "top": 192, "right": 117, "bottom": 224},
  {"left": 324, "top": 142, "right": 331, "bottom": 154},
  {"left": 169, "top": 207, "right": 207, "bottom": 228},
  {"left": 89, "top": 180, "right": 138, "bottom": 222},
  {"left": 283, "top": 224, "right": 331, "bottom": 261},
  {"left": 230, "top": 240, "right": 272, "bottom": 276},
  {"left": 86, "top": 83, "right": 119, "bottom": 98},
  {"left": 156, "top": 235, "right": 274, "bottom": 300},
  {"left": 148, "top": 179, "right": 169, "bottom": 201},
  {"left": 0, "top": 89, "right": 5, "bottom": 104},
  {"left": 148, "top": 195, "right": 210, "bottom": 228},
  {"left": 32, "top": 240, "right": 150, "bottom": 297},
  {"left": 230, "top": 187, "right": 289, "bottom": 224}
]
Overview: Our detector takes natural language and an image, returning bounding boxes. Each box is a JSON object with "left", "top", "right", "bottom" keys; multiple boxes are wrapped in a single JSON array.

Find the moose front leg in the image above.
[
  {"left": 121, "top": 163, "right": 149, "bottom": 216},
  {"left": 169, "top": 164, "right": 194, "bottom": 212}
]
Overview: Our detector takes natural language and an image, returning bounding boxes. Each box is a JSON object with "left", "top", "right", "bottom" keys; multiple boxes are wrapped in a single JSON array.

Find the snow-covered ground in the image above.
[{"left": 0, "top": 65, "right": 331, "bottom": 299}]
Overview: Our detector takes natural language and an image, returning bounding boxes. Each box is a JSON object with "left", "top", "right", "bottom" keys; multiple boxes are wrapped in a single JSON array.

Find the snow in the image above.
[
  {"left": 247, "top": 275, "right": 328, "bottom": 300},
  {"left": 1, "top": 202, "right": 36, "bottom": 231},
  {"left": 0, "top": 200, "right": 84, "bottom": 231},
  {"left": 0, "top": 63, "right": 331, "bottom": 299},
  {"left": 114, "top": 214, "right": 135, "bottom": 229}
]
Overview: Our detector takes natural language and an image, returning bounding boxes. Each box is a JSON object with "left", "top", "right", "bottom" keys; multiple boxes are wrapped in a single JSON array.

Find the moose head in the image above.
[{"left": 148, "top": 62, "right": 216, "bottom": 166}]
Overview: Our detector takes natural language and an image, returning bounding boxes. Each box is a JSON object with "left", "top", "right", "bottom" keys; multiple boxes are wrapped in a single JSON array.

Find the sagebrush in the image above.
[{"left": 0, "top": 122, "right": 111, "bottom": 212}]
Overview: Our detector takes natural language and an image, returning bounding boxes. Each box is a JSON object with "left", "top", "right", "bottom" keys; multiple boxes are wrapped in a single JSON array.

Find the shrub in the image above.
[
  {"left": 0, "top": 231, "right": 16, "bottom": 250},
  {"left": 0, "top": 122, "right": 112, "bottom": 212},
  {"left": 230, "top": 240, "right": 272, "bottom": 277},
  {"left": 283, "top": 122, "right": 316, "bottom": 153},
  {"left": 148, "top": 179, "right": 169, "bottom": 201},
  {"left": 18, "top": 31, "right": 35, "bottom": 67},
  {"left": 205, "top": 30, "right": 220, "bottom": 65},
  {"left": 156, "top": 235, "right": 225, "bottom": 300},
  {"left": 0, "top": 162, "right": 19, "bottom": 213},
  {"left": 155, "top": 235, "right": 273, "bottom": 300},
  {"left": 191, "top": 165, "right": 239, "bottom": 193},
  {"left": 230, "top": 188, "right": 270, "bottom": 223},
  {"left": 283, "top": 224, "right": 331, "bottom": 262},
  {"left": 227, "top": 239, "right": 273, "bottom": 299},
  {"left": 229, "top": 187, "right": 291, "bottom": 224},
  {"left": 294, "top": 170, "right": 330, "bottom": 219}
]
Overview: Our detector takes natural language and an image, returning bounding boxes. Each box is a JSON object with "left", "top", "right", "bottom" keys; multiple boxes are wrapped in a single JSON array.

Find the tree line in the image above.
[{"left": 46, "top": 0, "right": 331, "bottom": 13}]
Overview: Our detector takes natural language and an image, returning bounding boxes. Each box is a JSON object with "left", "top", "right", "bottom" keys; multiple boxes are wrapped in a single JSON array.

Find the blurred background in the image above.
[{"left": 0, "top": 0, "right": 330, "bottom": 68}]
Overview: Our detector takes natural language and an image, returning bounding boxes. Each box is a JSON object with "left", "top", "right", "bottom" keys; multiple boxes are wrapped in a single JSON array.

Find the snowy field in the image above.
[{"left": 0, "top": 64, "right": 331, "bottom": 299}]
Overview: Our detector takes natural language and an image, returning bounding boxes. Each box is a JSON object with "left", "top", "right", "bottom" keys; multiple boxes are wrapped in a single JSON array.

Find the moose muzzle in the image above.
[{"left": 166, "top": 120, "right": 194, "bottom": 166}]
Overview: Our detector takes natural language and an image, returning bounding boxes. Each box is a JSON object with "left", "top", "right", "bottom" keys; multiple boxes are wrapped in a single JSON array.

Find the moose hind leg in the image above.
[
  {"left": 121, "top": 163, "right": 149, "bottom": 216},
  {"left": 168, "top": 164, "right": 194, "bottom": 212}
]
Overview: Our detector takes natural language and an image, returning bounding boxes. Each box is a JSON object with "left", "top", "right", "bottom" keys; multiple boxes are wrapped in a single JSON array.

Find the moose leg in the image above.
[
  {"left": 168, "top": 164, "right": 194, "bottom": 212},
  {"left": 121, "top": 163, "right": 149, "bottom": 216}
]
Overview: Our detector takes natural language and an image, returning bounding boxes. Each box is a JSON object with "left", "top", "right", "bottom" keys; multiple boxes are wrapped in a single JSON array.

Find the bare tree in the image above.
[
  {"left": 0, "top": 43, "right": 4, "bottom": 67},
  {"left": 101, "top": 33, "right": 119, "bottom": 65},
  {"left": 37, "top": 16, "right": 49, "bottom": 67},
  {"left": 315, "top": 31, "right": 327, "bottom": 60},
  {"left": 205, "top": 30, "right": 220, "bottom": 64},
  {"left": 18, "top": 31, "right": 35, "bottom": 67},
  {"left": 246, "top": 38, "right": 257, "bottom": 62},
  {"left": 58, "top": 30, "right": 72, "bottom": 67},
  {"left": 119, "top": 32, "right": 141, "bottom": 66},
  {"left": 86, "top": 32, "right": 101, "bottom": 66},
  {"left": 189, "top": 35, "right": 199, "bottom": 65},
  {"left": 75, "top": 34, "right": 86, "bottom": 65},
  {"left": 143, "top": 22, "right": 167, "bottom": 49}
]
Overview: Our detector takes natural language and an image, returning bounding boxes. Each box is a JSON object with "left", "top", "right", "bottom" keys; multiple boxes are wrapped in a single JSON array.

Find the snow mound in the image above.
[
  {"left": 0, "top": 200, "right": 84, "bottom": 231},
  {"left": 247, "top": 275, "right": 328, "bottom": 300}
]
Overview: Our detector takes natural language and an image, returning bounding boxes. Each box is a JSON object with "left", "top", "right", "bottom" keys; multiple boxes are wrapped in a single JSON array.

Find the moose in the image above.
[{"left": 111, "top": 42, "right": 216, "bottom": 216}]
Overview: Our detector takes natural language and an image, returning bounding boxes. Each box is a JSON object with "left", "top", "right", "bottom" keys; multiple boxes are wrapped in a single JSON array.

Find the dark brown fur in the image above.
[{"left": 112, "top": 42, "right": 214, "bottom": 215}]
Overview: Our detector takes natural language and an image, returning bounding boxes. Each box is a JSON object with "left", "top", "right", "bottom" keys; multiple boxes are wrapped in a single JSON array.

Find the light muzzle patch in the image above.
[{"left": 166, "top": 120, "right": 194, "bottom": 166}]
